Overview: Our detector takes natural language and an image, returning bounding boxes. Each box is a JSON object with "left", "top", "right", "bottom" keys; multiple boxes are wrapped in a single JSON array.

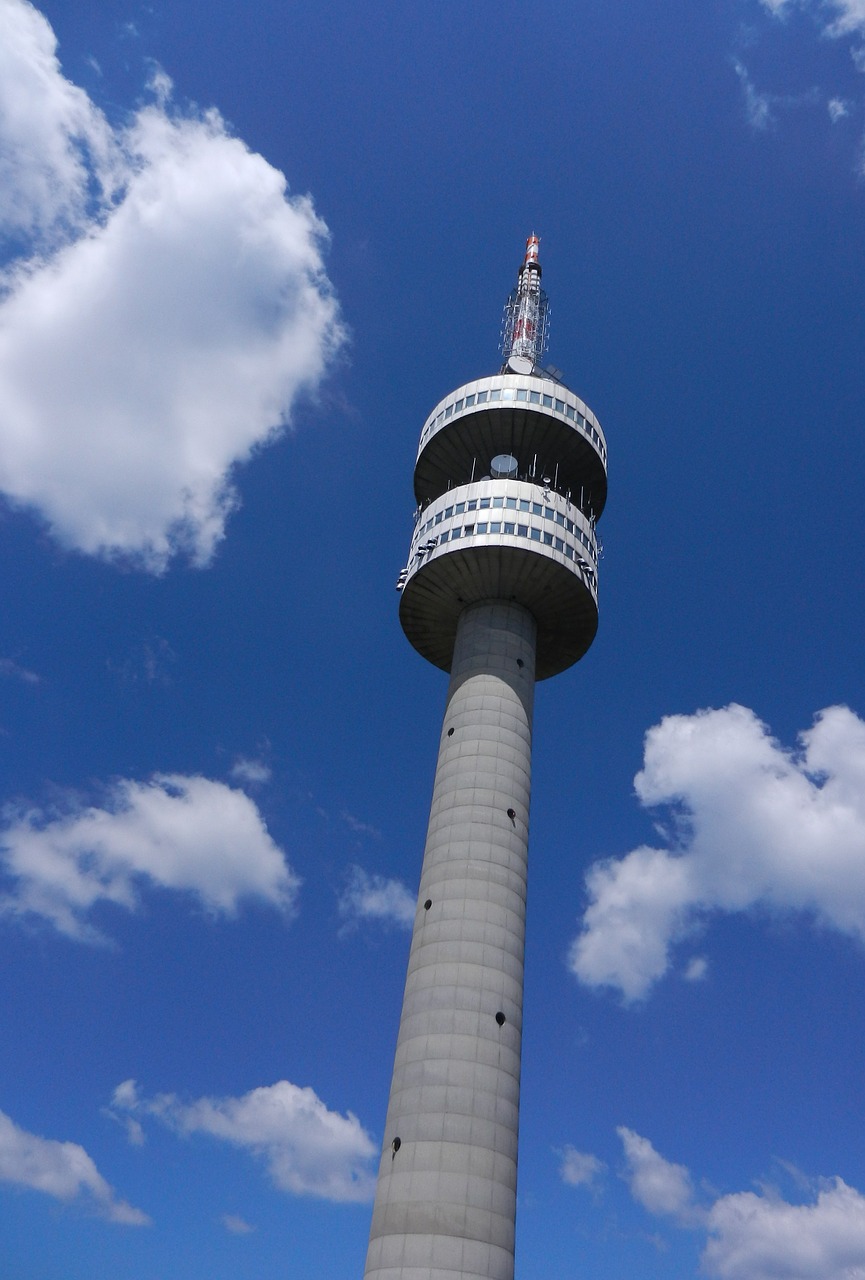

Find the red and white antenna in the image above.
[{"left": 501, "top": 234, "right": 549, "bottom": 372}]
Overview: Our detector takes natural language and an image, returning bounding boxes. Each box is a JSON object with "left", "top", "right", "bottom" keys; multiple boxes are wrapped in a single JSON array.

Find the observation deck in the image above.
[{"left": 398, "top": 372, "right": 607, "bottom": 680}]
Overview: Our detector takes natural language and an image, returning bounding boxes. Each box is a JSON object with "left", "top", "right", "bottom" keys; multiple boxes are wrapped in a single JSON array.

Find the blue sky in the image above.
[{"left": 1, "top": 0, "right": 865, "bottom": 1276}]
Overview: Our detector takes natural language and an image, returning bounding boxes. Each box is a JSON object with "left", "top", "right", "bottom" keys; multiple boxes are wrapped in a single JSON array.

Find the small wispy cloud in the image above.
[
  {"left": 733, "top": 58, "right": 775, "bottom": 128},
  {"left": 338, "top": 866, "right": 415, "bottom": 930},
  {"left": 753, "top": 0, "right": 865, "bottom": 128},
  {"left": 341, "top": 811, "right": 381, "bottom": 840},
  {"left": 759, "top": 0, "right": 865, "bottom": 36},
  {"left": 558, "top": 1144, "right": 606, "bottom": 1190},
  {"left": 0, "top": 657, "right": 40, "bottom": 685},
  {"left": 102, "top": 1099, "right": 146, "bottom": 1147},
  {"left": 109, "top": 637, "right": 176, "bottom": 688},
  {"left": 0, "top": 1107, "right": 148, "bottom": 1224},
  {"left": 231, "top": 758, "right": 272, "bottom": 786},
  {"left": 221, "top": 1213, "right": 255, "bottom": 1234},
  {"left": 683, "top": 955, "right": 708, "bottom": 983},
  {"left": 824, "top": 0, "right": 865, "bottom": 39},
  {"left": 618, "top": 1127, "right": 704, "bottom": 1227},
  {"left": 828, "top": 95, "right": 852, "bottom": 119}
]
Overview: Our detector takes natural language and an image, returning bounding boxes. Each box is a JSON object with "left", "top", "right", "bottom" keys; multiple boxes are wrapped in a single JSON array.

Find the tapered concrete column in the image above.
[{"left": 364, "top": 599, "right": 536, "bottom": 1280}]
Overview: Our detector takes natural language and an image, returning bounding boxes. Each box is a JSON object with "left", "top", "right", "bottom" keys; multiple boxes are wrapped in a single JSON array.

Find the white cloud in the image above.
[
  {"left": 0, "top": 656, "right": 39, "bottom": 684},
  {"left": 828, "top": 95, "right": 852, "bottom": 118},
  {"left": 733, "top": 59, "right": 775, "bottom": 129},
  {"left": 0, "top": 772, "right": 299, "bottom": 941},
  {"left": 732, "top": 57, "right": 821, "bottom": 131},
  {"left": 619, "top": 1128, "right": 865, "bottom": 1280},
  {"left": 122, "top": 1117, "right": 145, "bottom": 1147},
  {"left": 0, "top": 0, "right": 118, "bottom": 242},
  {"left": 221, "top": 1213, "right": 255, "bottom": 1234},
  {"left": 759, "top": 0, "right": 865, "bottom": 38},
  {"left": 618, "top": 1127, "right": 701, "bottom": 1226},
  {"left": 570, "top": 705, "right": 865, "bottom": 1001},
  {"left": 750, "top": 4, "right": 865, "bottom": 137},
  {"left": 339, "top": 865, "right": 415, "bottom": 929},
  {"left": 570, "top": 844, "right": 694, "bottom": 1002},
  {"left": 824, "top": 0, "right": 865, "bottom": 37},
  {"left": 0, "top": 0, "right": 344, "bottom": 572},
  {"left": 0, "top": 1106, "right": 148, "bottom": 1224},
  {"left": 341, "top": 811, "right": 382, "bottom": 839},
  {"left": 559, "top": 1145, "right": 606, "bottom": 1189},
  {"left": 704, "top": 1177, "right": 865, "bottom": 1279},
  {"left": 683, "top": 954, "right": 708, "bottom": 983},
  {"left": 230, "top": 758, "right": 272, "bottom": 786},
  {"left": 111, "top": 1079, "right": 376, "bottom": 1203}
]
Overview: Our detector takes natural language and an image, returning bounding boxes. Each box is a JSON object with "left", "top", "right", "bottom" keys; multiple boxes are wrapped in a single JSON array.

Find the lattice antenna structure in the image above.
[
  {"left": 499, "top": 234, "right": 550, "bottom": 369},
  {"left": 364, "top": 237, "right": 608, "bottom": 1280}
]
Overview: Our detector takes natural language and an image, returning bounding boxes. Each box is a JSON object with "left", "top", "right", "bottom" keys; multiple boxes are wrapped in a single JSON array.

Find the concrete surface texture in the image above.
[{"left": 363, "top": 600, "right": 536, "bottom": 1280}]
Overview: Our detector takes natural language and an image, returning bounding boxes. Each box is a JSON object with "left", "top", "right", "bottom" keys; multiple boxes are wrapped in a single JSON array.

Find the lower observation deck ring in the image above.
[{"left": 399, "top": 544, "right": 598, "bottom": 680}]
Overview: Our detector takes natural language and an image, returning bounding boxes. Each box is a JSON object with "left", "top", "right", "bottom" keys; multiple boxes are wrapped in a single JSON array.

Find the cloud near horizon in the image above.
[
  {"left": 110, "top": 1078, "right": 376, "bottom": 1203},
  {"left": 570, "top": 704, "right": 865, "bottom": 1001},
  {"left": 0, "top": 1107, "right": 148, "bottom": 1224},
  {"left": 0, "top": 0, "right": 345, "bottom": 571},
  {"left": 617, "top": 1127, "right": 865, "bottom": 1279},
  {"left": 0, "top": 772, "right": 299, "bottom": 941}
]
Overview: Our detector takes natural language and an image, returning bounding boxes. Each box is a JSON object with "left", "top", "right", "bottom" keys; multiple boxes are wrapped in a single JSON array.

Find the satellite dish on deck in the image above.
[{"left": 507, "top": 355, "right": 533, "bottom": 375}]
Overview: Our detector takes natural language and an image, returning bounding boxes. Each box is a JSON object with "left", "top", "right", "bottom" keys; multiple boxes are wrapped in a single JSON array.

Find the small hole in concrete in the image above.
[
  {"left": 447, "top": 727, "right": 454, "bottom": 737},
  {"left": 391, "top": 1136, "right": 401, "bottom": 1157},
  {"left": 516, "top": 658, "right": 524, "bottom": 669},
  {"left": 424, "top": 899, "right": 432, "bottom": 910},
  {"left": 495, "top": 1011, "right": 506, "bottom": 1026},
  {"left": 507, "top": 808, "right": 516, "bottom": 824}
]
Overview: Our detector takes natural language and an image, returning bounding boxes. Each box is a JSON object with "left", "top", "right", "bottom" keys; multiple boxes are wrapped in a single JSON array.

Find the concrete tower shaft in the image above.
[
  {"left": 364, "top": 601, "right": 535, "bottom": 1280},
  {"left": 367, "top": 240, "right": 607, "bottom": 1280}
]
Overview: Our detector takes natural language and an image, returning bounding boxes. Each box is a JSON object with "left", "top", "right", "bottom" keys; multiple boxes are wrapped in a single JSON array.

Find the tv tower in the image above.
[{"left": 365, "top": 238, "right": 607, "bottom": 1280}]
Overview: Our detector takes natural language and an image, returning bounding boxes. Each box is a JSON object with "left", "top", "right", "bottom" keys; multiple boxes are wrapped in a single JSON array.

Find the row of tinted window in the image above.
[
  {"left": 417, "top": 496, "right": 596, "bottom": 557},
  {"left": 420, "top": 388, "right": 606, "bottom": 459},
  {"left": 418, "top": 522, "right": 596, "bottom": 581}
]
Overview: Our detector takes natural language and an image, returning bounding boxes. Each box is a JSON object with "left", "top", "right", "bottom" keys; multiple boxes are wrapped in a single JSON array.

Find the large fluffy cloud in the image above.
[
  {"left": 0, "top": 1107, "right": 148, "bottom": 1224},
  {"left": 0, "top": 772, "right": 299, "bottom": 941},
  {"left": 0, "top": 0, "right": 116, "bottom": 240},
  {"left": 110, "top": 1078, "right": 376, "bottom": 1203},
  {"left": 570, "top": 704, "right": 865, "bottom": 1001},
  {"left": 704, "top": 1179, "right": 865, "bottom": 1279},
  {"left": 0, "top": 0, "right": 344, "bottom": 571},
  {"left": 617, "top": 1128, "right": 865, "bottom": 1280}
]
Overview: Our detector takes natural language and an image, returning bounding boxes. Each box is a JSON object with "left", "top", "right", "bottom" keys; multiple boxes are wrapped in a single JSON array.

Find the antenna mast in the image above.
[{"left": 500, "top": 234, "right": 550, "bottom": 370}]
